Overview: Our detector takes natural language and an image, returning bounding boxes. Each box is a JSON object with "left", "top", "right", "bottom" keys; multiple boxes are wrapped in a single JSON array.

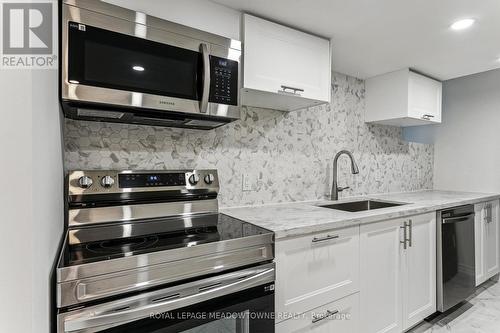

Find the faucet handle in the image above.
[{"left": 337, "top": 186, "right": 350, "bottom": 192}]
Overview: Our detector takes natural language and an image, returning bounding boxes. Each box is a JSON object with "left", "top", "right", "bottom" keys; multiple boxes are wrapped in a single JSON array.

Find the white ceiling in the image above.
[{"left": 211, "top": 0, "right": 500, "bottom": 80}]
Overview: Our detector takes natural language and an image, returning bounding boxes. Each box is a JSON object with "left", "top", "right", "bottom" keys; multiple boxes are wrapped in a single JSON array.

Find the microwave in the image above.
[{"left": 60, "top": 0, "right": 241, "bottom": 130}]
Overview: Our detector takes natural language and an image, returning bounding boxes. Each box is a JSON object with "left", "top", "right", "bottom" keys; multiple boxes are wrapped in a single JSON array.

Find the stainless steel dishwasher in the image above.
[{"left": 437, "top": 205, "right": 475, "bottom": 312}]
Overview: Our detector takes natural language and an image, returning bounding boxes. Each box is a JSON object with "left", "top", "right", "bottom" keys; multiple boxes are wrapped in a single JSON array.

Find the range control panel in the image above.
[
  {"left": 119, "top": 173, "right": 186, "bottom": 188},
  {"left": 68, "top": 170, "right": 219, "bottom": 196},
  {"left": 209, "top": 55, "right": 238, "bottom": 106}
]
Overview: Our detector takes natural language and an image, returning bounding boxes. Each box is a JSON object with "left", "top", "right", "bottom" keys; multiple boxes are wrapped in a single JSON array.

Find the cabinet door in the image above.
[
  {"left": 408, "top": 71, "right": 442, "bottom": 123},
  {"left": 475, "top": 202, "right": 487, "bottom": 285},
  {"left": 243, "top": 14, "right": 330, "bottom": 102},
  {"left": 402, "top": 213, "right": 436, "bottom": 330},
  {"left": 485, "top": 200, "right": 500, "bottom": 279},
  {"left": 276, "top": 293, "right": 359, "bottom": 333},
  {"left": 275, "top": 226, "right": 359, "bottom": 321},
  {"left": 360, "top": 219, "right": 403, "bottom": 333}
]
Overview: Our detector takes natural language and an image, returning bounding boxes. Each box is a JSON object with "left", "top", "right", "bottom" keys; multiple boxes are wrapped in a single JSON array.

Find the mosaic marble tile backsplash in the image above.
[{"left": 64, "top": 72, "right": 434, "bottom": 208}]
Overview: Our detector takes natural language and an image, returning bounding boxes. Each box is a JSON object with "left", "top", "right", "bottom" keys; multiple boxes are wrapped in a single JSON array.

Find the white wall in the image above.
[
  {"left": 0, "top": 2, "right": 63, "bottom": 333},
  {"left": 0, "top": 71, "right": 34, "bottom": 333},
  {"left": 433, "top": 69, "right": 500, "bottom": 193},
  {"left": 31, "top": 70, "right": 64, "bottom": 333},
  {"left": 0, "top": 70, "right": 63, "bottom": 333},
  {"left": 0, "top": 72, "right": 63, "bottom": 333},
  {"left": 404, "top": 68, "right": 500, "bottom": 193}
]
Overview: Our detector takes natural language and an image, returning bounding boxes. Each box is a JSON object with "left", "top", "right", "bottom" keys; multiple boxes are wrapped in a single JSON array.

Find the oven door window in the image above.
[
  {"left": 100, "top": 284, "right": 274, "bottom": 333},
  {"left": 67, "top": 22, "right": 202, "bottom": 100}
]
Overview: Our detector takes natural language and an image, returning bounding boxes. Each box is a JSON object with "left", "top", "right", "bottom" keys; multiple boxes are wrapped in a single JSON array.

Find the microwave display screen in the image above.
[{"left": 67, "top": 22, "right": 202, "bottom": 101}]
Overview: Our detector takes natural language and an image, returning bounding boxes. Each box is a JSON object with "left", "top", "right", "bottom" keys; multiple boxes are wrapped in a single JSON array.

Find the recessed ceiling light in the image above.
[
  {"left": 450, "top": 19, "right": 475, "bottom": 31},
  {"left": 132, "top": 65, "right": 145, "bottom": 71}
]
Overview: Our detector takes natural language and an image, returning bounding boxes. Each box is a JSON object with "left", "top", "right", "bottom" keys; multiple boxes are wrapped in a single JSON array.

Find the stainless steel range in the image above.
[{"left": 55, "top": 170, "right": 275, "bottom": 333}]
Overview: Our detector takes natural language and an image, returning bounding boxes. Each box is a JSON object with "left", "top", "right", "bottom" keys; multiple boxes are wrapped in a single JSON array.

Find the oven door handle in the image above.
[
  {"left": 63, "top": 266, "right": 275, "bottom": 333},
  {"left": 442, "top": 214, "right": 474, "bottom": 224},
  {"left": 199, "top": 43, "right": 210, "bottom": 114}
]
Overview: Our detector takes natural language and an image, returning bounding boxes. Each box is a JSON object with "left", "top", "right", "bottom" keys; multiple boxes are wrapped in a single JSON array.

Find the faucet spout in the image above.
[{"left": 331, "top": 150, "right": 359, "bottom": 201}]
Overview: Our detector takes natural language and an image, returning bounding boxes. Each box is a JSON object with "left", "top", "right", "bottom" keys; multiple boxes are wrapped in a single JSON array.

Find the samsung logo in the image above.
[{"left": 159, "top": 100, "right": 175, "bottom": 106}]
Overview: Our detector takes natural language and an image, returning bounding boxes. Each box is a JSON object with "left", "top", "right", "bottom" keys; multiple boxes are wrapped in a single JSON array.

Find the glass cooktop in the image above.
[{"left": 62, "top": 214, "right": 271, "bottom": 267}]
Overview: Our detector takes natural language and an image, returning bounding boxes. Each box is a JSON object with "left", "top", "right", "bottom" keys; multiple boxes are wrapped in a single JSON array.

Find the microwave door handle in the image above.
[{"left": 199, "top": 43, "right": 210, "bottom": 114}]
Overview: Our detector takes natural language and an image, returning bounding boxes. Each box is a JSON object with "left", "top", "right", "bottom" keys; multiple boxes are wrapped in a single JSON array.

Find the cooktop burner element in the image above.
[
  {"left": 64, "top": 216, "right": 264, "bottom": 266},
  {"left": 84, "top": 234, "right": 159, "bottom": 254},
  {"left": 56, "top": 170, "right": 274, "bottom": 310}
]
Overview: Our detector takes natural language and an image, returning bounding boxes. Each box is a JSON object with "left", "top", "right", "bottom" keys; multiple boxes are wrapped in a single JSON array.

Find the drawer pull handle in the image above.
[
  {"left": 312, "top": 309, "right": 339, "bottom": 323},
  {"left": 312, "top": 234, "right": 339, "bottom": 243}
]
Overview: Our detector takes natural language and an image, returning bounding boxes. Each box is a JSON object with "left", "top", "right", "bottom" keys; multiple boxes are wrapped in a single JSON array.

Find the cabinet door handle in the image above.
[
  {"left": 421, "top": 114, "right": 435, "bottom": 120},
  {"left": 312, "top": 309, "right": 339, "bottom": 323},
  {"left": 485, "top": 204, "right": 492, "bottom": 223},
  {"left": 400, "top": 223, "right": 408, "bottom": 250},
  {"left": 279, "top": 85, "right": 304, "bottom": 96},
  {"left": 408, "top": 219, "right": 413, "bottom": 247},
  {"left": 312, "top": 234, "right": 339, "bottom": 243}
]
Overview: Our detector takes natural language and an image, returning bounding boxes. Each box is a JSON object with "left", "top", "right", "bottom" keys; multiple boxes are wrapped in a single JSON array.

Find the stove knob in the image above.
[
  {"left": 100, "top": 175, "right": 115, "bottom": 188},
  {"left": 204, "top": 174, "right": 215, "bottom": 185},
  {"left": 78, "top": 176, "right": 93, "bottom": 189},
  {"left": 189, "top": 174, "right": 200, "bottom": 185}
]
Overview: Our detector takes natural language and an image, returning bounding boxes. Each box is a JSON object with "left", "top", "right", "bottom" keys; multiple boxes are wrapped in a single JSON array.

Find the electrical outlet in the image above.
[{"left": 242, "top": 173, "right": 252, "bottom": 191}]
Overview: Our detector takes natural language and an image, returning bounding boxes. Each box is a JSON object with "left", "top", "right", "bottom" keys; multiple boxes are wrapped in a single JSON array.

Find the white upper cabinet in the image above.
[
  {"left": 366, "top": 68, "right": 442, "bottom": 126},
  {"left": 241, "top": 14, "right": 331, "bottom": 111}
]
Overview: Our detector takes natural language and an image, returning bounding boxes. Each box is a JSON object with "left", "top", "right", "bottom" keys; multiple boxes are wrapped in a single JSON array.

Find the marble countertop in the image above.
[{"left": 221, "top": 190, "right": 500, "bottom": 239}]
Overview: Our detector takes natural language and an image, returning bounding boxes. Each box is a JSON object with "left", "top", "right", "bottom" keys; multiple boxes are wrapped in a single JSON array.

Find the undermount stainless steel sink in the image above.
[{"left": 319, "top": 200, "right": 407, "bottom": 212}]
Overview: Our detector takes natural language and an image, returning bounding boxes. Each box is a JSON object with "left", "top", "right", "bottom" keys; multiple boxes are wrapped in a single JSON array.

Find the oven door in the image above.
[{"left": 58, "top": 263, "right": 275, "bottom": 333}]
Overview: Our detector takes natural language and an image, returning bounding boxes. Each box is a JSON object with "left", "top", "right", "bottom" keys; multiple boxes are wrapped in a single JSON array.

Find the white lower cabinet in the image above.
[
  {"left": 360, "top": 219, "right": 403, "bottom": 333},
  {"left": 275, "top": 212, "right": 436, "bottom": 333},
  {"left": 275, "top": 226, "right": 359, "bottom": 320},
  {"left": 475, "top": 199, "right": 500, "bottom": 286},
  {"left": 360, "top": 212, "right": 436, "bottom": 333},
  {"left": 402, "top": 213, "right": 437, "bottom": 329},
  {"left": 276, "top": 292, "right": 360, "bottom": 333}
]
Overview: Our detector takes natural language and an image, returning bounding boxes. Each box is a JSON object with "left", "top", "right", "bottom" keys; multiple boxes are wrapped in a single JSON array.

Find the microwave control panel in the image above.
[{"left": 209, "top": 56, "right": 238, "bottom": 106}]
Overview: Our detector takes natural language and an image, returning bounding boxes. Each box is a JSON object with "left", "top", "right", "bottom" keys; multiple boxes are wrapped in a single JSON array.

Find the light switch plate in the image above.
[{"left": 242, "top": 173, "right": 252, "bottom": 191}]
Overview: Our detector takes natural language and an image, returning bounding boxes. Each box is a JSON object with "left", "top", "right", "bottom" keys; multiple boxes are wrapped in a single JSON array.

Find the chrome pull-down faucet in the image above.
[{"left": 331, "top": 150, "right": 359, "bottom": 200}]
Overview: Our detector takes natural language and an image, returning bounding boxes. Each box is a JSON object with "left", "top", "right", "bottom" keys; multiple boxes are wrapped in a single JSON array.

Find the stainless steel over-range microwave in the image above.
[{"left": 60, "top": 0, "right": 241, "bottom": 130}]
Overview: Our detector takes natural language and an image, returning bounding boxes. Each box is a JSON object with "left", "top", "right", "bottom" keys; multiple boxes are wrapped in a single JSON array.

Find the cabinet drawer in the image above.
[
  {"left": 276, "top": 292, "right": 359, "bottom": 333},
  {"left": 276, "top": 226, "right": 359, "bottom": 319}
]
